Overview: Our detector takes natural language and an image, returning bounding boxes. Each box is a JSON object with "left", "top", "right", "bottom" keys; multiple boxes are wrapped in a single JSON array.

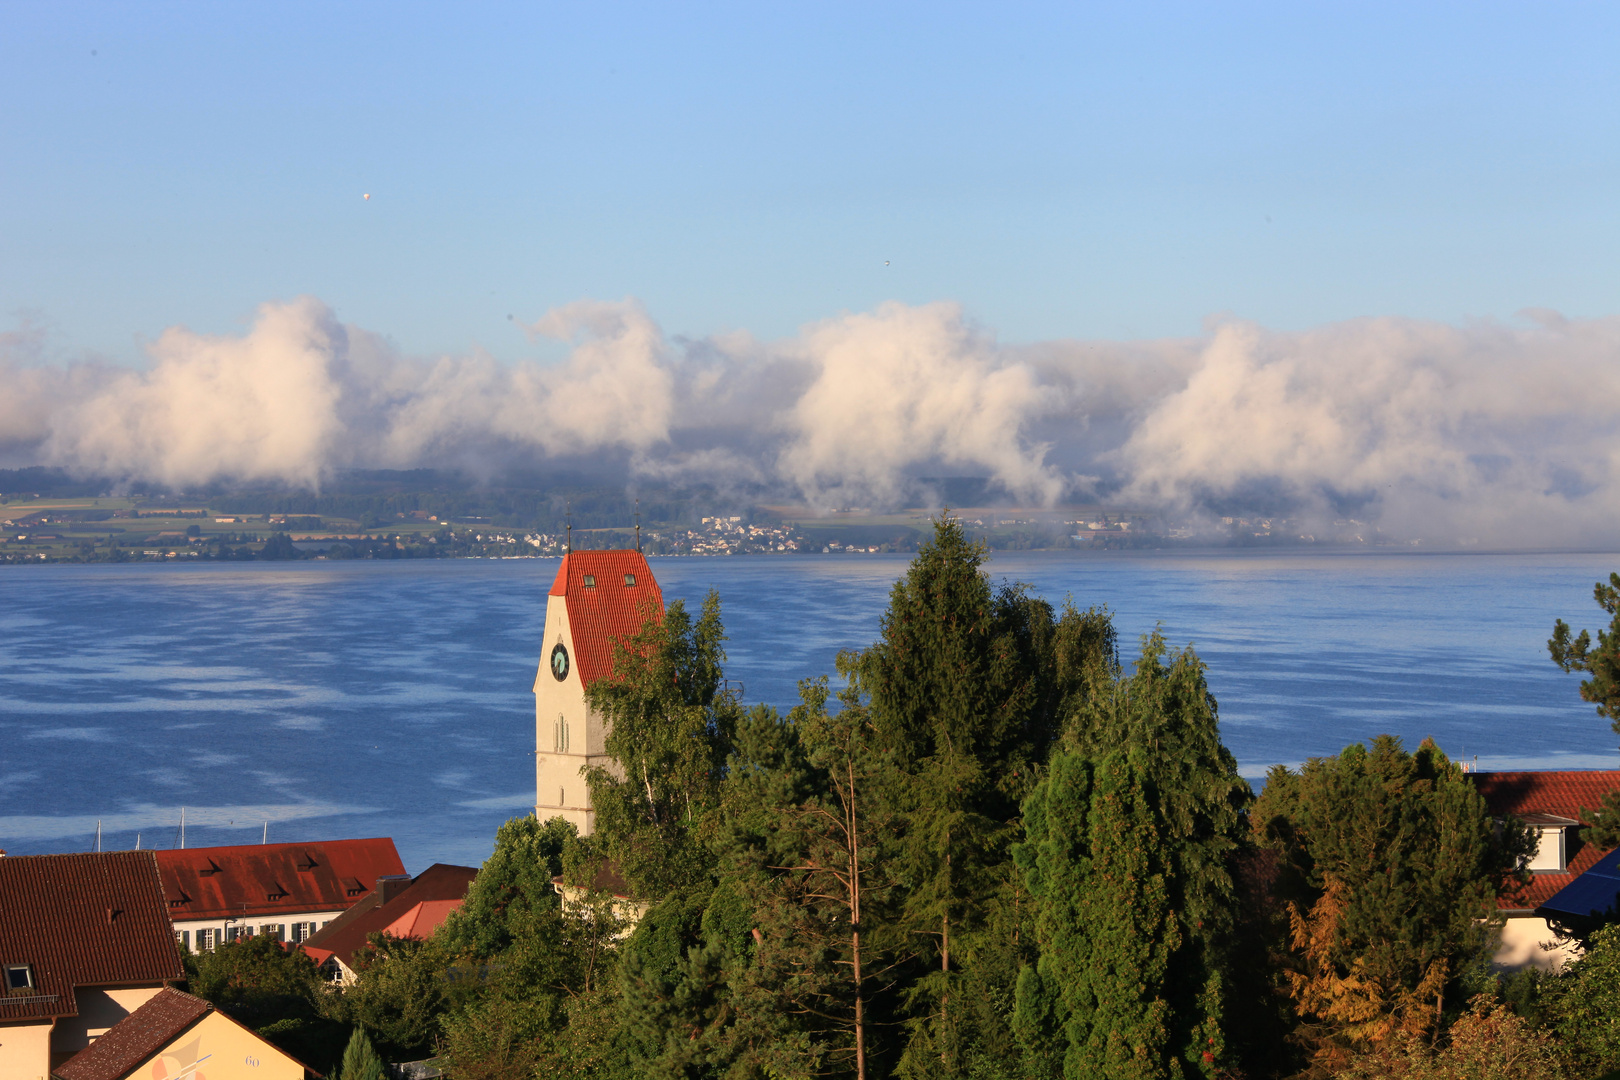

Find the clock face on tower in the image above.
[{"left": 550, "top": 643, "right": 570, "bottom": 682}]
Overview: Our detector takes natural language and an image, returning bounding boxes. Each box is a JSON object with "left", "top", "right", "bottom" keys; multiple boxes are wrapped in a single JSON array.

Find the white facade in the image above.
[{"left": 172, "top": 908, "right": 347, "bottom": 952}]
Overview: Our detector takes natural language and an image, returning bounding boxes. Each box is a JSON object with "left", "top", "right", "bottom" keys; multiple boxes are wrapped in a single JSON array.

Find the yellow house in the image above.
[
  {"left": 53, "top": 986, "right": 317, "bottom": 1080},
  {"left": 0, "top": 852, "right": 185, "bottom": 1079}
]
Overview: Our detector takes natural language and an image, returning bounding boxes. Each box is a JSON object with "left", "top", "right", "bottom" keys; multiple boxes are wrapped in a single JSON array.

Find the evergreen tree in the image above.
[
  {"left": 1253, "top": 736, "right": 1534, "bottom": 1068},
  {"left": 1549, "top": 571, "right": 1620, "bottom": 848},
  {"left": 846, "top": 514, "right": 1114, "bottom": 1076},
  {"left": 585, "top": 590, "right": 740, "bottom": 897},
  {"left": 1014, "top": 633, "right": 1248, "bottom": 1080},
  {"left": 337, "top": 1025, "right": 385, "bottom": 1080}
]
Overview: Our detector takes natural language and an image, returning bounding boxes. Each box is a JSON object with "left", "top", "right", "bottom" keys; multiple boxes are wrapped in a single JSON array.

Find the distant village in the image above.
[{"left": 0, "top": 489, "right": 1412, "bottom": 566}]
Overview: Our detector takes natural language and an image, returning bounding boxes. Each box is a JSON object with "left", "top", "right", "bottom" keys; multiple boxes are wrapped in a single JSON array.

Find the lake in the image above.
[{"left": 2, "top": 550, "right": 1617, "bottom": 871}]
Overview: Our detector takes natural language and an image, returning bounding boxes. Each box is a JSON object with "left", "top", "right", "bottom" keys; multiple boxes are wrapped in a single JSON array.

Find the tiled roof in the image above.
[
  {"left": 382, "top": 899, "right": 464, "bottom": 940},
  {"left": 155, "top": 838, "right": 405, "bottom": 921},
  {"left": 0, "top": 851, "right": 184, "bottom": 1023},
  {"left": 1471, "top": 770, "right": 1620, "bottom": 911},
  {"left": 549, "top": 550, "right": 663, "bottom": 688},
  {"left": 300, "top": 863, "right": 477, "bottom": 970},
  {"left": 53, "top": 986, "right": 209, "bottom": 1080}
]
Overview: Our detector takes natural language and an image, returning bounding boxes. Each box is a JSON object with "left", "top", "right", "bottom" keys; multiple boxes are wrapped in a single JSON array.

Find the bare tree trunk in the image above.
[{"left": 847, "top": 757, "right": 868, "bottom": 1080}]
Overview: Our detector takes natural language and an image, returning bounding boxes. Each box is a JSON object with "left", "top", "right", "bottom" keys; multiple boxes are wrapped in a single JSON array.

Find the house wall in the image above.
[
  {"left": 134, "top": 1009, "right": 306, "bottom": 1080},
  {"left": 0, "top": 1018, "right": 53, "bottom": 1080},
  {"left": 534, "top": 598, "right": 621, "bottom": 835},
  {"left": 1494, "top": 915, "right": 1582, "bottom": 971},
  {"left": 172, "top": 909, "right": 347, "bottom": 952},
  {"left": 54, "top": 984, "right": 165, "bottom": 1055}
]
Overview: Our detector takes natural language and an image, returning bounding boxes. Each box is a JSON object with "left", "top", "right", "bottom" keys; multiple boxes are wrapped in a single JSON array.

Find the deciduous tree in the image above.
[{"left": 586, "top": 590, "right": 740, "bottom": 897}]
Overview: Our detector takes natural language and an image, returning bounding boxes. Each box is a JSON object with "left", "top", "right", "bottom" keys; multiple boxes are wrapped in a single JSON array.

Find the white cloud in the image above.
[{"left": 6, "top": 297, "right": 1620, "bottom": 546}]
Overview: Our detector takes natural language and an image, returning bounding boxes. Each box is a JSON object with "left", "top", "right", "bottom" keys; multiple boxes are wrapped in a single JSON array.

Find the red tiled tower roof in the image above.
[
  {"left": 53, "top": 986, "right": 211, "bottom": 1080},
  {"left": 0, "top": 851, "right": 183, "bottom": 1024},
  {"left": 1472, "top": 770, "right": 1620, "bottom": 911},
  {"left": 549, "top": 550, "right": 663, "bottom": 688},
  {"left": 154, "top": 838, "right": 405, "bottom": 921}
]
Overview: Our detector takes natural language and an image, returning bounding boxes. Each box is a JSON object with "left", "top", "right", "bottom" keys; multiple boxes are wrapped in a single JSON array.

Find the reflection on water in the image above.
[{"left": 2, "top": 551, "right": 1616, "bottom": 869}]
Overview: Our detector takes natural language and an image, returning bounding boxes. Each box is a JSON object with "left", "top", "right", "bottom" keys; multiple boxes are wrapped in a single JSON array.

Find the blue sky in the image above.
[{"left": 2, "top": 1, "right": 1616, "bottom": 364}]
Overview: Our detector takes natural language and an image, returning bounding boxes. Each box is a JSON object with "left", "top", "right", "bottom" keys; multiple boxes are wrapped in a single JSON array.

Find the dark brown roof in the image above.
[
  {"left": 300, "top": 863, "right": 477, "bottom": 970},
  {"left": 0, "top": 851, "right": 184, "bottom": 1023},
  {"left": 155, "top": 838, "right": 405, "bottom": 921},
  {"left": 549, "top": 550, "right": 663, "bottom": 688},
  {"left": 53, "top": 986, "right": 209, "bottom": 1080},
  {"left": 1472, "top": 770, "right": 1620, "bottom": 910}
]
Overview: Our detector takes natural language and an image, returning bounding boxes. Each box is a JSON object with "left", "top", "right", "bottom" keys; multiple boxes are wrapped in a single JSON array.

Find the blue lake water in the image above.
[{"left": 3, "top": 551, "right": 1618, "bottom": 872}]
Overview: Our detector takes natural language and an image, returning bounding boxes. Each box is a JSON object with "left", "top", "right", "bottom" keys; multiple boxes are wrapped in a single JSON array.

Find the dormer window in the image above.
[
  {"left": 1523, "top": 814, "right": 1581, "bottom": 873},
  {"left": 5, "top": 964, "right": 33, "bottom": 993},
  {"left": 582, "top": 575, "right": 596, "bottom": 588},
  {"left": 624, "top": 573, "right": 636, "bottom": 586}
]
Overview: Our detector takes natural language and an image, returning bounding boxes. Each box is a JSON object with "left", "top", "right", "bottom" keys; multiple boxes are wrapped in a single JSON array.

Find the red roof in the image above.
[
  {"left": 300, "top": 863, "right": 477, "bottom": 970},
  {"left": 53, "top": 987, "right": 210, "bottom": 1080},
  {"left": 0, "top": 851, "right": 184, "bottom": 1024},
  {"left": 1472, "top": 771, "right": 1620, "bottom": 911},
  {"left": 381, "top": 899, "right": 463, "bottom": 940},
  {"left": 154, "top": 838, "right": 405, "bottom": 921},
  {"left": 549, "top": 550, "right": 663, "bottom": 688}
]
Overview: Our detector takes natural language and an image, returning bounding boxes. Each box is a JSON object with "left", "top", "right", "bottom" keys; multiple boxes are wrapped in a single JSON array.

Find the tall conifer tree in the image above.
[
  {"left": 846, "top": 514, "right": 1114, "bottom": 1075},
  {"left": 1015, "top": 633, "right": 1247, "bottom": 1079}
]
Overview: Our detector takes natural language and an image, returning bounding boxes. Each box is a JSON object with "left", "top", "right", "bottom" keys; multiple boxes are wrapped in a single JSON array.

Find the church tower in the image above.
[{"left": 533, "top": 549, "right": 663, "bottom": 835}]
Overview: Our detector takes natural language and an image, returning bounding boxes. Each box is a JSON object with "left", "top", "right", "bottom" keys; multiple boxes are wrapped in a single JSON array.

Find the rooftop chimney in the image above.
[{"left": 376, "top": 874, "right": 412, "bottom": 904}]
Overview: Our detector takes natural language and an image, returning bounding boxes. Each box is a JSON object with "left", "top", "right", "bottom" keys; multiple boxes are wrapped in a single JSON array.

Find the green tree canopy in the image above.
[
  {"left": 843, "top": 513, "right": 1118, "bottom": 1075},
  {"left": 1253, "top": 736, "right": 1534, "bottom": 1067},
  {"left": 585, "top": 589, "right": 740, "bottom": 897},
  {"left": 336, "top": 1025, "right": 385, "bottom": 1080},
  {"left": 1014, "top": 633, "right": 1249, "bottom": 1080},
  {"left": 1549, "top": 571, "right": 1620, "bottom": 849}
]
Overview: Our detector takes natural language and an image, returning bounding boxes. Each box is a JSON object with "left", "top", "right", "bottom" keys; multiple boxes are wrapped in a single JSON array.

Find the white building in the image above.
[
  {"left": 154, "top": 838, "right": 406, "bottom": 952},
  {"left": 533, "top": 549, "right": 663, "bottom": 835}
]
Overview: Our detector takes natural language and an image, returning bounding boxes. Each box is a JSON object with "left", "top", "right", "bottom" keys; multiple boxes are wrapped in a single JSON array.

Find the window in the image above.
[
  {"left": 291, "top": 922, "right": 309, "bottom": 943},
  {"left": 624, "top": 573, "right": 636, "bottom": 586},
  {"left": 582, "top": 574, "right": 596, "bottom": 587},
  {"left": 554, "top": 712, "right": 570, "bottom": 753},
  {"left": 174, "top": 930, "right": 190, "bottom": 951},
  {"left": 196, "top": 928, "right": 216, "bottom": 950},
  {"left": 5, "top": 964, "right": 33, "bottom": 993},
  {"left": 261, "top": 924, "right": 285, "bottom": 943},
  {"left": 1530, "top": 825, "right": 1572, "bottom": 873}
]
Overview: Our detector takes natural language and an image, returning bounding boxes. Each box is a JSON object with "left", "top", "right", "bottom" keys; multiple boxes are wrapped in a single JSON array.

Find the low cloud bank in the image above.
[{"left": 3, "top": 297, "right": 1617, "bottom": 546}]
